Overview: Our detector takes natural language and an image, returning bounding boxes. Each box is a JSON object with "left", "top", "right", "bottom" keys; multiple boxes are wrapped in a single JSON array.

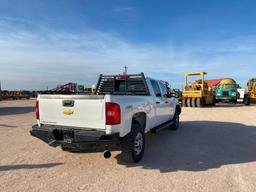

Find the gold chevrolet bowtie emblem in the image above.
[{"left": 63, "top": 109, "right": 74, "bottom": 115}]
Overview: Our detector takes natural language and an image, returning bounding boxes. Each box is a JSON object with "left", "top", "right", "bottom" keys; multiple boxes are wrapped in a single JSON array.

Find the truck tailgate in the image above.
[{"left": 39, "top": 95, "right": 105, "bottom": 130}]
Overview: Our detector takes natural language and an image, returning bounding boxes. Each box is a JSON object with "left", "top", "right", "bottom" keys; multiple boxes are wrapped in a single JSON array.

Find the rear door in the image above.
[
  {"left": 39, "top": 95, "right": 106, "bottom": 130},
  {"left": 158, "top": 81, "right": 175, "bottom": 121},
  {"left": 150, "top": 80, "right": 167, "bottom": 126}
]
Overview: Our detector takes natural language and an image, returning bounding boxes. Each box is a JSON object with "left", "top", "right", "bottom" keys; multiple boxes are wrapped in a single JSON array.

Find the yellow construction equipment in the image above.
[
  {"left": 247, "top": 78, "right": 256, "bottom": 104},
  {"left": 182, "top": 72, "right": 215, "bottom": 107}
]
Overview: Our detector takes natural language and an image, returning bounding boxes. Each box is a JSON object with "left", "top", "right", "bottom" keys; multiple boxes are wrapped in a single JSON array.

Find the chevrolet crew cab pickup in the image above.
[{"left": 30, "top": 73, "right": 181, "bottom": 163}]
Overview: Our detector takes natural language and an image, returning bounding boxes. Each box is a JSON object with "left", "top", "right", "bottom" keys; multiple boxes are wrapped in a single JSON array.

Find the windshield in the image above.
[
  {"left": 250, "top": 80, "right": 256, "bottom": 87},
  {"left": 219, "top": 84, "right": 236, "bottom": 89}
]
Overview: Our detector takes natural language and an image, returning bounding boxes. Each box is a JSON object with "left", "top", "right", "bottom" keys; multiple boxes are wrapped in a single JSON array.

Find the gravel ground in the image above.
[{"left": 0, "top": 99, "right": 256, "bottom": 192}]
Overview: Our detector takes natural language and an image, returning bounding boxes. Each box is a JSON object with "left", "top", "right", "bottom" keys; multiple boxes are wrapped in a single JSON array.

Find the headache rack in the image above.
[{"left": 96, "top": 73, "right": 150, "bottom": 95}]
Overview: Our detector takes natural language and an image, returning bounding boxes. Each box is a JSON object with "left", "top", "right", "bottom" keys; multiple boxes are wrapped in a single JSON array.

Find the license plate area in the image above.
[
  {"left": 223, "top": 91, "right": 229, "bottom": 96},
  {"left": 52, "top": 129, "right": 74, "bottom": 143},
  {"left": 63, "top": 130, "right": 74, "bottom": 143}
]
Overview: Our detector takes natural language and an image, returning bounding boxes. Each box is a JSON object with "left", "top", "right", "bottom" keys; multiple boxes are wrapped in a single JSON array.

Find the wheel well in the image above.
[{"left": 132, "top": 112, "right": 146, "bottom": 131}]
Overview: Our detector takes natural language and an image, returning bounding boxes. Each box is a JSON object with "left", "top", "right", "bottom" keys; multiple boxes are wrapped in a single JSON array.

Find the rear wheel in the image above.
[
  {"left": 186, "top": 98, "right": 191, "bottom": 107},
  {"left": 191, "top": 98, "right": 196, "bottom": 107},
  {"left": 121, "top": 122, "right": 145, "bottom": 163}
]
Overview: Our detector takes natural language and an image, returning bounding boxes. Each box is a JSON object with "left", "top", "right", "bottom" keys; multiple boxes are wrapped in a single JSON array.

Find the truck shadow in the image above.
[
  {"left": 0, "top": 163, "right": 63, "bottom": 172},
  {"left": 116, "top": 121, "right": 256, "bottom": 173},
  {"left": 0, "top": 106, "right": 35, "bottom": 116}
]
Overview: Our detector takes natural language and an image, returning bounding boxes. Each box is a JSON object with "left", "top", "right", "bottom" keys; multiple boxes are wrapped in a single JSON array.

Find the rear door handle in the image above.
[{"left": 156, "top": 101, "right": 160, "bottom": 104}]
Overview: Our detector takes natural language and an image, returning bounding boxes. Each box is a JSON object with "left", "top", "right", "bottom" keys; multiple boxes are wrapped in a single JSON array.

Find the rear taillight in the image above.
[
  {"left": 36, "top": 100, "right": 40, "bottom": 120},
  {"left": 106, "top": 102, "right": 120, "bottom": 125}
]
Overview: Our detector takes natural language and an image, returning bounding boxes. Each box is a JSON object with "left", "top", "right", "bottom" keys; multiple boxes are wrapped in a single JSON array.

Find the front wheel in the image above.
[
  {"left": 169, "top": 112, "right": 180, "bottom": 131},
  {"left": 232, "top": 99, "right": 237, "bottom": 104},
  {"left": 121, "top": 123, "right": 145, "bottom": 163},
  {"left": 245, "top": 96, "right": 251, "bottom": 105}
]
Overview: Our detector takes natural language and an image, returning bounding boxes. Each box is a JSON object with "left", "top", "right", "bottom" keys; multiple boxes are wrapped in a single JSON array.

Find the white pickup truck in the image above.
[{"left": 30, "top": 73, "right": 181, "bottom": 163}]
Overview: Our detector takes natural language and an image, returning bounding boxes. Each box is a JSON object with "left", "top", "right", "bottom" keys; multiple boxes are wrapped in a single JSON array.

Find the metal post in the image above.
[
  {"left": 184, "top": 74, "right": 187, "bottom": 90},
  {"left": 123, "top": 66, "right": 128, "bottom": 75}
]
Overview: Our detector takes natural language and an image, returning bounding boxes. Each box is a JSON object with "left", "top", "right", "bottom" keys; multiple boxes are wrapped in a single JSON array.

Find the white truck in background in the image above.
[
  {"left": 237, "top": 87, "right": 250, "bottom": 105},
  {"left": 237, "top": 88, "right": 246, "bottom": 103},
  {"left": 30, "top": 73, "right": 181, "bottom": 163}
]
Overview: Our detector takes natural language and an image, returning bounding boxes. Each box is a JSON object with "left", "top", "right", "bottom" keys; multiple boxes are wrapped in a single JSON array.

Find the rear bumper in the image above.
[{"left": 30, "top": 124, "right": 120, "bottom": 148}]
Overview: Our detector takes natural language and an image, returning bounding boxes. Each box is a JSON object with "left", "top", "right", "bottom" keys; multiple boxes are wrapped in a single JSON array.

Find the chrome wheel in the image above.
[{"left": 134, "top": 132, "right": 143, "bottom": 155}]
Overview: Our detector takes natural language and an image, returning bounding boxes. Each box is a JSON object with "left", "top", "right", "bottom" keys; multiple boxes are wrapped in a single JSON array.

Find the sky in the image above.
[{"left": 0, "top": 0, "right": 256, "bottom": 90}]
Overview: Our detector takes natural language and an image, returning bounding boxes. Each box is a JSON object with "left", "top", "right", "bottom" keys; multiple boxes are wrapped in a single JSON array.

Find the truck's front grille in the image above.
[{"left": 222, "top": 91, "right": 229, "bottom": 96}]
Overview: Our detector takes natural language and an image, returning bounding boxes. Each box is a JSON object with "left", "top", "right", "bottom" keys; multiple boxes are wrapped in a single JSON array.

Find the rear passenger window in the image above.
[
  {"left": 159, "top": 82, "right": 169, "bottom": 98},
  {"left": 150, "top": 80, "right": 161, "bottom": 97}
]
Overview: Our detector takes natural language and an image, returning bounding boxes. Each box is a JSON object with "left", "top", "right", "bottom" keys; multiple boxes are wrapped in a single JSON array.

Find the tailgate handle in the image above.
[{"left": 62, "top": 100, "right": 75, "bottom": 107}]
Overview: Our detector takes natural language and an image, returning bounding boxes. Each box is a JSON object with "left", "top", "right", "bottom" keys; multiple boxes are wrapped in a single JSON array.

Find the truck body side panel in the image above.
[{"left": 105, "top": 94, "right": 156, "bottom": 137}]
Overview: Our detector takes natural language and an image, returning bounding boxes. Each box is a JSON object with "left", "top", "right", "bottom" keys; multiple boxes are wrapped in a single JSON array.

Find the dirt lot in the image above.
[{"left": 0, "top": 99, "right": 256, "bottom": 192}]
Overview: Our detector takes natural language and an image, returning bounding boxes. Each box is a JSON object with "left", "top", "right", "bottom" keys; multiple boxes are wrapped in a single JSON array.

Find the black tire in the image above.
[
  {"left": 121, "top": 122, "right": 145, "bottom": 163},
  {"left": 186, "top": 98, "right": 191, "bottom": 107},
  {"left": 212, "top": 98, "right": 216, "bottom": 106},
  {"left": 196, "top": 98, "right": 202, "bottom": 107},
  {"left": 169, "top": 111, "right": 180, "bottom": 131},
  {"left": 191, "top": 98, "right": 196, "bottom": 107},
  {"left": 245, "top": 97, "right": 251, "bottom": 105},
  {"left": 182, "top": 98, "right": 187, "bottom": 107}
]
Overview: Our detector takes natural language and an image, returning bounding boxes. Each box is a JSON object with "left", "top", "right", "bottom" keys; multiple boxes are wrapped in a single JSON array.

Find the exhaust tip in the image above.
[{"left": 103, "top": 150, "right": 111, "bottom": 159}]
